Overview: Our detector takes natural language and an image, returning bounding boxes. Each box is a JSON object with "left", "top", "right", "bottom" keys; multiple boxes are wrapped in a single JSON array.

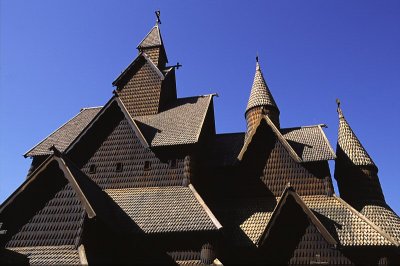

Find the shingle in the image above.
[
  {"left": 105, "top": 186, "right": 219, "bottom": 233},
  {"left": 8, "top": 245, "right": 80, "bottom": 265},
  {"left": 357, "top": 203, "right": 400, "bottom": 244},
  {"left": 6, "top": 183, "right": 85, "bottom": 248},
  {"left": 303, "top": 196, "right": 394, "bottom": 247},
  {"left": 281, "top": 125, "right": 336, "bottom": 162},
  {"left": 25, "top": 107, "right": 102, "bottom": 157},
  {"left": 337, "top": 113, "right": 375, "bottom": 166},
  {"left": 134, "top": 95, "right": 212, "bottom": 147},
  {"left": 137, "top": 25, "right": 162, "bottom": 48},
  {"left": 213, "top": 196, "right": 395, "bottom": 247},
  {"left": 246, "top": 62, "right": 278, "bottom": 112}
]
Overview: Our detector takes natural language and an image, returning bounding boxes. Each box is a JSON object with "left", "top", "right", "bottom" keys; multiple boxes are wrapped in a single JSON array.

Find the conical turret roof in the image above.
[
  {"left": 336, "top": 101, "right": 376, "bottom": 167},
  {"left": 246, "top": 60, "right": 279, "bottom": 113},
  {"left": 137, "top": 24, "right": 163, "bottom": 49}
]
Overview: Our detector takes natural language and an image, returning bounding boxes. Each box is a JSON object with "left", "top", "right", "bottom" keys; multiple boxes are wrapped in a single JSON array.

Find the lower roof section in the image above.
[
  {"left": 212, "top": 194, "right": 398, "bottom": 248},
  {"left": 7, "top": 245, "right": 81, "bottom": 265},
  {"left": 105, "top": 185, "right": 221, "bottom": 234}
]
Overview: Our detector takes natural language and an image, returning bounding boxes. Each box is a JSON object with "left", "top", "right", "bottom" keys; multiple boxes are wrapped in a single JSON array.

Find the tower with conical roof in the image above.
[
  {"left": 334, "top": 100, "right": 385, "bottom": 205},
  {"left": 245, "top": 57, "right": 280, "bottom": 136}
]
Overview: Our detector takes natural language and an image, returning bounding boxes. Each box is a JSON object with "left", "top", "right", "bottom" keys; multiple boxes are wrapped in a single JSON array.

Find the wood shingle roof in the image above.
[
  {"left": 24, "top": 107, "right": 102, "bottom": 157},
  {"left": 105, "top": 185, "right": 221, "bottom": 234}
]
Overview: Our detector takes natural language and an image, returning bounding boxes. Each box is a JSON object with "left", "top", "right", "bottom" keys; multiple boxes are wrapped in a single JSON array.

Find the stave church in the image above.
[{"left": 1, "top": 14, "right": 400, "bottom": 265}]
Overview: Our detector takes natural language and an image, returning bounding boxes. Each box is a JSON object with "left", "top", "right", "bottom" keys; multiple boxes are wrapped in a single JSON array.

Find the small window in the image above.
[
  {"left": 144, "top": 161, "right": 151, "bottom": 171},
  {"left": 89, "top": 164, "right": 96, "bottom": 174},
  {"left": 116, "top": 162, "right": 123, "bottom": 172},
  {"left": 169, "top": 159, "right": 177, "bottom": 169}
]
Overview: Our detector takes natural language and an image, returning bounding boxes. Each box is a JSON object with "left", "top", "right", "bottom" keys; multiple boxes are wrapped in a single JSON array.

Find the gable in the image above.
[
  {"left": 262, "top": 140, "right": 330, "bottom": 196},
  {"left": 258, "top": 190, "right": 339, "bottom": 264},
  {"left": 117, "top": 55, "right": 163, "bottom": 116},
  {"left": 80, "top": 114, "right": 186, "bottom": 189},
  {"left": 239, "top": 118, "right": 331, "bottom": 196},
  {"left": 24, "top": 107, "right": 102, "bottom": 157}
]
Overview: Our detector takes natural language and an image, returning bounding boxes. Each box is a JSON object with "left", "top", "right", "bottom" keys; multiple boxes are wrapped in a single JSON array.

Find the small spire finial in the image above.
[
  {"left": 155, "top": 10, "right": 161, "bottom": 25},
  {"left": 256, "top": 53, "right": 260, "bottom": 70},
  {"left": 336, "top": 98, "right": 344, "bottom": 118}
]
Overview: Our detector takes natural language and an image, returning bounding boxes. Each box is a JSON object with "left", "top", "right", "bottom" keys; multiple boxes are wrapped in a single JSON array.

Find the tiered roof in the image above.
[{"left": 2, "top": 15, "right": 400, "bottom": 265}]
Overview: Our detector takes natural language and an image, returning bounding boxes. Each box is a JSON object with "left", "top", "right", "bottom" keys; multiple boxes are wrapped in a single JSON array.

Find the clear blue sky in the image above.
[{"left": 1, "top": 1, "right": 399, "bottom": 214}]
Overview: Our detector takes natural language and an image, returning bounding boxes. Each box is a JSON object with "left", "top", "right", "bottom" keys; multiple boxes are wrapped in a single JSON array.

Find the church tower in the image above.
[
  {"left": 245, "top": 57, "right": 280, "bottom": 136},
  {"left": 334, "top": 100, "right": 385, "bottom": 205},
  {"left": 112, "top": 13, "right": 177, "bottom": 116},
  {"left": 136, "top": 22, "right": 168, "bottom": 68}
]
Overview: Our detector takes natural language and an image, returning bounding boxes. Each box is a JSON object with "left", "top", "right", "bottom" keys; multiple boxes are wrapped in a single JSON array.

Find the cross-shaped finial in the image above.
[
  {"left": 256, "top": 52, "right": 259, "bottom": 63},
  {"left": 172, "top": 62, "right": 182, "bottom": 70},
  {"left": 155, "top": 10, "right": 161, "bottom": 25}
]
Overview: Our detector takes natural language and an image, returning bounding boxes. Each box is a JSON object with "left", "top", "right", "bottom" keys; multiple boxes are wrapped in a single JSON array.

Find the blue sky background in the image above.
[{"left": 1, "top": 1, "right": 399, "bottom": 213}]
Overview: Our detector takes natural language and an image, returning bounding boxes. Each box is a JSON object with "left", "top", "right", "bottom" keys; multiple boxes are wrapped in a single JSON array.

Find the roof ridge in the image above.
[
  {"left": 195, "top": 95, "right": 214, "bottom": 142},
  {"left": 55, "top": 156, "right": 96, "bottom": 218},
  {"left": 188, "top": 184, "right": 222, "bottom": 230},
  {"left": 281, "top": 124, "right": 327, "bottom": 130},
  {"left": 136, "top": 24, "right": 162, "bottom": 49},
  {"left": 238, "top": 115, "right": 302, "bottom": 162},
  {"left": 80, "top": 106, "right": 103, "bottom": 111},
  {"left": 114, "top": 97, "right": 149, "bottom": 148},
  {"left": 142, "top": 52, "right": 165, "bottom": 80},
  {"left": 257, "top": 186, "right": 337, "bottom": 247},
  {"left": 318, "top": 124, "right": 336, "bottom": 159},
  {"left": 333, "top": 195, "right": 399, "bottom": 247},
  {"left": 65, "top": 96, "right": 116, "bottom": 154}
]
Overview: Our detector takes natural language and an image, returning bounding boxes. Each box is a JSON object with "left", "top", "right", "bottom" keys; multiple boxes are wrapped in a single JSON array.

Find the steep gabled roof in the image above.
[
  {"left": 112, "top": 52, "right": 164, "bottom": 88},
  {"left": 281, "top": 124, "right": 336, "bottom": 162},
  {"left": 213, "top": 194, "right": 399, "bottom": 248},
  {"left": 24, "top": 107, "right": 102, "bottom": 157},
  {"left": 246, "top": 61, "right": 279, "bottom": 113},
  {"left": 257, "top": 186, "right": 338, "bottom": 247},
  {"left": 137, "top": 24, "right": 163, "bottom": 49},
  {"left": 29, "top": 94, "right": 214, "bottom": 158},
  {"left": 134, "top": 95, "right": 215, "bottom": 147},
  {"left": 336, "top": 103, "right": 376, "bottom": 167},
  {"left": 105, "top": 184, "right": 221, "bottom": 234},
  {"left": 7, "top": 245, "right": 82, "bottom": 265},
  {"left": 238, "top": 115, "right": 301, "bottom": 162}
]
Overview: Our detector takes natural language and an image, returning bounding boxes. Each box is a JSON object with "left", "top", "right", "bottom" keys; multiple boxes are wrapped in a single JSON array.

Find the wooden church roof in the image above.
[{"left": 2, "top": 14, "right": 400, "bottom": 265}]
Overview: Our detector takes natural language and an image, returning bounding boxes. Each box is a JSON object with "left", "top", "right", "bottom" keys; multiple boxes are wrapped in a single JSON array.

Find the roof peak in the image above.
[
  {"left": 137, "top": 24, "right": 163, "bottom": 49},
  {"left": 246, "top": 59, "right": 279, "bottom": 113},
  {"left": 336, "top": 100, "right": 376, "bottom": 167}
]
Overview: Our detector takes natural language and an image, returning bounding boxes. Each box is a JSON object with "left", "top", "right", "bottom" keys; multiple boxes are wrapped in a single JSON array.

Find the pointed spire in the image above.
[
  {"left": 336, "top": 99, "right": 376, "bottom": 167},
  {"left": 136, "top": 12, "right": 168, "bottom": 67},
  {"left": 246, "top": 57, "right": 279, "bottom": 113},
  {"left": 137, "top": 23, "right": 163, "bottom": 49}
]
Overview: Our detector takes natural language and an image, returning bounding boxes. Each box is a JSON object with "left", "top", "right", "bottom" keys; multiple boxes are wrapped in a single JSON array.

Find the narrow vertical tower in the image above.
[
  {"left": 334, "top": 100, "right": 385, "bottom": 205},
  {"left": 245, "top": 57, "right": 280, "bottom": 136}
]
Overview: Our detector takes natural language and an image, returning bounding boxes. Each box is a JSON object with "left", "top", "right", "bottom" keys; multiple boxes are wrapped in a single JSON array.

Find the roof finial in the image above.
[
  {"left": 256, "top": 53, "right": 260, "bottom": 70},
  {"left": 336, "top": 98, "right": 344, "bottom": 118},
  {"left": 155, "top": 10, "right": 161, "bottom": 25}
]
